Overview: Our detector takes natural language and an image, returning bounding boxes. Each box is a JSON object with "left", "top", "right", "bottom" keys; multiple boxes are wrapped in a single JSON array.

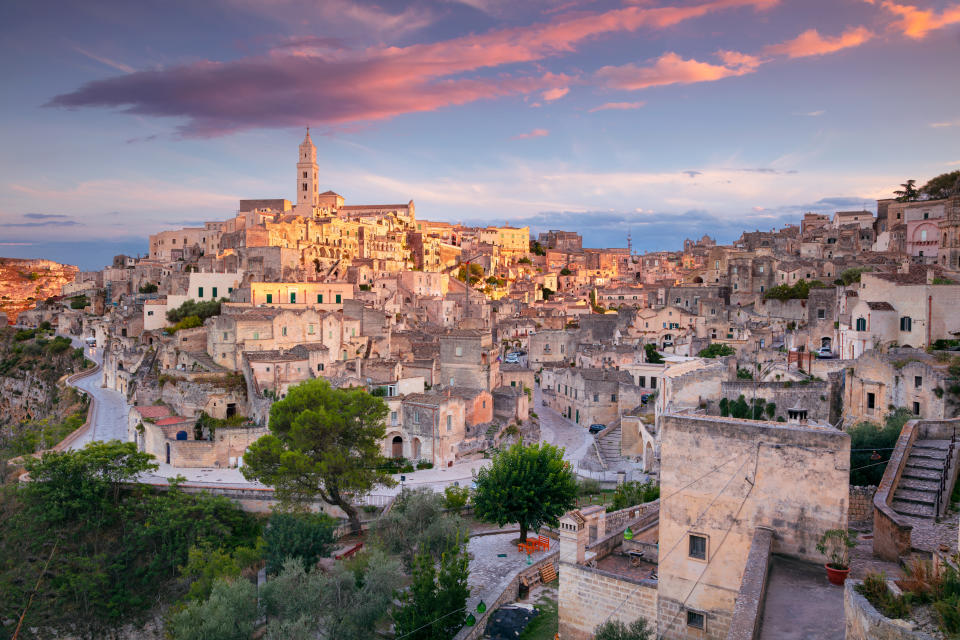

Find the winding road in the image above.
[{"left": 65, "top": 337, "right": 130, "bottom": 449}]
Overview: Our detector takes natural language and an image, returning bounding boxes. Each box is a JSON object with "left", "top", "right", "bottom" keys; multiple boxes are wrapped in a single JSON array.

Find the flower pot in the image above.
[{"left": 825, "top": 564, "right": 850, "bottom": 586}]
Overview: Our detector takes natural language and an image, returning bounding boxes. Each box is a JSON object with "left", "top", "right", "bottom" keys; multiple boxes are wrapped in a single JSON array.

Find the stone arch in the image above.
[
  {"left": 821, "top": 336, "right": 832, "bottom": 349},
  {"left": 412, "top": 438, "right": 422, "bottom": 461}
]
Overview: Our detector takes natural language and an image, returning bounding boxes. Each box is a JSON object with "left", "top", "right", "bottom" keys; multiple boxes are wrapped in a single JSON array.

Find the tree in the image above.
[
  {"left": 166, "top": 298, "right": 225, "bottom": 323},
  {"left": 22, "top": 440, "right": 158, "bottom": 524},
  {"left": 261, "top": 552, "right": 402, "bottom": 640},
  {"left": 593, "top": 618, "right": 653, "bottom": 640},
  {"left": 138, "top": 282, "right": 158, "bottom": 294},
  {"left": 263, "top": 511, "right": 336, "bottom": 574},
  {"left": 373, "top": 487, "right": 469, "bottom": 566},
  {"left": 472, "top": 441, "right": 577, "bottom": 543},
  {"left": 849, "top": 408, "right": 913, "bottom": 486},
  {"left": 393, "top": 541, "right": 469, "bottom": 640},
  {"left": 697, "top": 343, "right": 735, "bottom": 358},
  {"left": 920, "top": 170, "right": 960, "bottom": 200},
  {"left": 168, "top": 578, "right": 257, "bottom": 640},
  {"left": 894, "top": 179, "right": 919, "bottom": 202},
  {"left": 644, "top": 343, "right": 663, "bottom": 364},
  {"left": 241, "top": 379, "right": 394, "bottom": 533}
]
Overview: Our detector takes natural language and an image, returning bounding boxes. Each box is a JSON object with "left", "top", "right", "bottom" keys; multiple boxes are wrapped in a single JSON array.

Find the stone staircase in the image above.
[
  {"left": 595, "top": 425, "right": 623, "bottom": 468},
  {"left": 891, "top": 439, "right": 953, "bottom": 519}
]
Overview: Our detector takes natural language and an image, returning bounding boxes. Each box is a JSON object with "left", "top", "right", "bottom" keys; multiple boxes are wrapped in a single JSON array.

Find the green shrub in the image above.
[
  {"left": 70, "top": 295, "right": 89, "bottom": 309},
  {"left": 416, "top": 460, "right": 434, "bottom": 470},
  {"left": 698, "top": 343, "right": 735, "bottom": 358},
  {"left": 857, "top": 571, "right": 910, "bottom": 619},
  {"left": 443, "top": 485, "right": 470, "bottom": 512},
  {"left": 263, "top": 512, "right": 336, "bottom": 575},
  {"left": 608, "top": 481, "right": 659, "bottom": 512}
]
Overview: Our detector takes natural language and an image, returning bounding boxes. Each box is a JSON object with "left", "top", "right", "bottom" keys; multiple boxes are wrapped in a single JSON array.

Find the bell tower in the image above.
[
  {"left": 939, "top": 177, "right": 960, "bottom": 274},
  {"left": 296, "top": 127, "right": 319, "bottom": 211}
]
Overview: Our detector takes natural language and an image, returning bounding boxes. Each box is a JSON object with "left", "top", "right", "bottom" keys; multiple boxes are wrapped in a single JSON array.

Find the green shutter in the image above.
[
  {"left": 290, "top": 292, "right": 296, "bottom": 303},
  {"left": 198, "top": 287, "right": 204, "bottom": 298},
  {"left": 335, "top": 294, "right": 341, "bottom": 304},
  {"left": 212, "top": 287, "right": 218, "bottom": 298},
  {"left": 318, "top": 294, "right": 323, "bottom": 303},
  {"left": 266, "top": 293, "right": 272, "bottom": 304}
]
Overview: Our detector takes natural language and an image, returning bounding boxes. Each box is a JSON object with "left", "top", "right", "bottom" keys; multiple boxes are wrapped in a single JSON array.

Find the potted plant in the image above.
[{"left": 816, "top": 529, "right": 855, "bottom": 585}]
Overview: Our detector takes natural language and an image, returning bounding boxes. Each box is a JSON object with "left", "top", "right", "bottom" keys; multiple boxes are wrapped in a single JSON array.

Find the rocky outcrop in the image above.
[{"left": 0, "top": 258, "right": 78, "bottom": 323}]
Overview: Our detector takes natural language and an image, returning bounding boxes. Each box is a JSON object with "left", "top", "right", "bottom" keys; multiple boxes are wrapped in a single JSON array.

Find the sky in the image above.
[{"left": 1, "top": 0, "right": 959, "bottom": 269}]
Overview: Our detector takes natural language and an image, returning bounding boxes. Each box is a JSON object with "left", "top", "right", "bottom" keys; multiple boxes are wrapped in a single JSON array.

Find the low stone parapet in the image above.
[{"left": 844, "top": 580, "right": 936, "bottom": 640}]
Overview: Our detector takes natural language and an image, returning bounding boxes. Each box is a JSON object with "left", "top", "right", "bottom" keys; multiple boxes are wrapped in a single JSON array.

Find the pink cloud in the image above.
[
  {"left": 596, "top": 51, "right": 761, "bottom": 91},
  {"left": 48, "top": 0, "right": 777, "bottom": 136},
  {"left": 871, "top": 0, "right": 960, "bottom": 39},
  {"left": 512, "top": 128, "right": 550, "bottom": 140},
  {"left": 588, "top": 101, "right": 645, "bottom": 112},
  {"left": 542, "top": 87, "right": 570, "bottom": 101},
  {"left": 763, "top": 26, "right": 872, "bottom": 58}
]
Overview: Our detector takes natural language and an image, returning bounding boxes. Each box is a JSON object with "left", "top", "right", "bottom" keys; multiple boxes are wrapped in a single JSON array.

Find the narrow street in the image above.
[
  {"left": 65, "top": 336, "right": 132, "bottom": 449},
  {"left": 534, "top": 385, "right": 594, "bottom": 466}
]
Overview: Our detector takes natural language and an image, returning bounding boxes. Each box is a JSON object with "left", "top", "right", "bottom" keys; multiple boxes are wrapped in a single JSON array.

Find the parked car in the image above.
[
  {"left": 588, "top": 424, "right": 605, "bottom": 434},
  {"left": 816, "top": 347, "right": 833, "bottom": 359}
]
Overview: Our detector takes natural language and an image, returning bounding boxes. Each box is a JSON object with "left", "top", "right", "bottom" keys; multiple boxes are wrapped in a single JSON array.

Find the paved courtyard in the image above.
[{"left": 466, "top": 532, "right": 553, "bottom": 623}]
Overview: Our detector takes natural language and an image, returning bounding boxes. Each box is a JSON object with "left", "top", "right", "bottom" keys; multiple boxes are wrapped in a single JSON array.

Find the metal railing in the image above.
[{"left": 935, "top": 429, "right": 957, "bottom": 519}]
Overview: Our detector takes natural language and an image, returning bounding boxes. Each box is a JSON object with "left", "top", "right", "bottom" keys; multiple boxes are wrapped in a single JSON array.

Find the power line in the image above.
[{"left": 394, "top": 606, "right": 469, "bottom": 640}]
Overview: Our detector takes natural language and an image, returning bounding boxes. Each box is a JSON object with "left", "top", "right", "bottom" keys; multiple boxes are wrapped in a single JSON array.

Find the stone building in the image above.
[
  {"left": 438, "top": 329, "right": 500, "bottom": 390},
  {"left": 539, "top": 366, "right": 642, "bottom": 427},
  {"left": 843, "top": 348, "right": 960, "bottom": 424},
  {"left": 390, "top": 391, "right": 466, "bottom": 467}
]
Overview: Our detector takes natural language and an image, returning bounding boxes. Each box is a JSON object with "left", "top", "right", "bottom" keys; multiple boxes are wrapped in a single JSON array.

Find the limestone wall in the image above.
[
  {"left": 719, "top": 380, "right": 831, "bottom": 422},
  {"left": 844, "top": 580, "right": 936, "bottom": 640},
  {"left": 724, "top": 528, "right": 773, "bottom": 640},
  {"left": 557, "top": 563, "right": 658, "bottom": 640},
  {"left": 849, "top": 486, "right": 877, "bottom": 530}
]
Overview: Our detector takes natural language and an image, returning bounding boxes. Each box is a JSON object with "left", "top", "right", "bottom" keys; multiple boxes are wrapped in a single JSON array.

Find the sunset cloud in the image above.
[
  {"left": 542, "top": 87, "right": 570, "bottom": 101},
  {"left": 512, "top": 128, "right": 550, "bottom": 140},
  {"left": 871, "top": 0, "right": 960, "bottom": 39},
  {"left": 589, "top": 101, "right": 645, "bottom": 112},
  {"left": 764, "top": 26, "right": 872, "bottom": 58},
  {"left": 596, "top": 51, "right": 761, "bottom": 91},
  {"left": 47, "top": 0, "right": 776, "bottom": 136}
]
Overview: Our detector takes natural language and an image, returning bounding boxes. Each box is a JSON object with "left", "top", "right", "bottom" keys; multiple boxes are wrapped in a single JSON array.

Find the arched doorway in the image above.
[
  {"left": 165, "top": 442, "right": 171, "bottom": 464},
  {"left": 392, "top": 435, "right": 403, "bottom": 458},
  {"left": 412, "top": 438, "right": 422, "bottom": 460},
  {"left": 821, "top": 337, "right": 832, "bottom": 350},
  {"left": 176, "top": 431, "right": 188, "bottom": 441}
]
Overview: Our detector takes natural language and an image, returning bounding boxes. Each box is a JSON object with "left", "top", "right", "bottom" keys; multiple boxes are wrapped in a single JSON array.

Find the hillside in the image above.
[
  {"left": 0, "top": 327, "right": 92, "bottom": 472},
  {"left": 0, "top": 258, "right": 78, "bottom": 324}
]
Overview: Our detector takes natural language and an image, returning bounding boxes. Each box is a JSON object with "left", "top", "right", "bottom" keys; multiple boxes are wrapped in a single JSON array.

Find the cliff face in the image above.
[{"left": 0, "top": 258, "right": 78, "bottom": 323}]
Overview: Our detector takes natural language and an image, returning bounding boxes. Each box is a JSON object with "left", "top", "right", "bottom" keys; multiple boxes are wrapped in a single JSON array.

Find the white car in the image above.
[{"left": 817, "top": 347, "right": 833, "bottom": 359}]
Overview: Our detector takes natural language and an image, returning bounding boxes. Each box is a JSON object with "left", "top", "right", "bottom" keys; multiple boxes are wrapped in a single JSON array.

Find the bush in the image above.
[
  {"left": 416, "top": 460, "right": 433, "bottom": 470},
  {"left": 593, "top": 618, "right": 653, "bottom": 640},
  {"left": 644, "top": 343, "right": 663, "bottom": 364},
  {"left": 857, "top": 572, "right": 910, "bottom": 619},
  {"left": 443, "top": 485, "right": 470, "bottom": 512},
  {"left": 138, "top": 283, "right": 158, "bottom": 294},
  {"left": 400, "top": 464, "right": 415, "bottom": 474},
  {"left": 848, "top": 408, "right": 912, "bottom": 486},
  {"left": 70, "top": 295, "right": 89, "bottom": 309},
  {"left": 608, "top": 481, "right": 659, "bottom": 511},
  {"left": 263, "top": 512, "right": 336, "bottom": 575},
  {"left": 167, "top": 298, "right": 225, "bottom": 323},
  {"left": 170, "top": 315, "right": 203, "bottom": 332},
  {"left": 698, "top": 343, "right": 735, "bottom": 358}
]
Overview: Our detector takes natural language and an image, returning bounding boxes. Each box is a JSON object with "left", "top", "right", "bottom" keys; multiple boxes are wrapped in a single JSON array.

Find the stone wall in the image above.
[
  {"left": 557, "top": 563, "right": 658, "bottom": 640},
  {"left": 844, "top": 579, "right": 936, "bottom": 640},
  {"left": 725, "top": 528, "right": 773, "bottom": 640},
  {"left": 719, "top": 380, "right": 831, "bottom": 422},
  {"left": 849, "top": 485, "right": 877, "bottom": 530}
]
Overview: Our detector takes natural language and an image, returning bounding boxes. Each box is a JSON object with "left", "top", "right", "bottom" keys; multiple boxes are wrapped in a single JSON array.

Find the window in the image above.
[
  {"left": 650, "top": 376, "right": 657, "bottom": 388},
  {"left": 867, "top": 392, "right": 875, "bottom": 409},
  {"left": 689, "top": 534, "right": 707, "bottom": 560},
  {"left": 414, "top": 410, "right": 420, "bottom": 424},
  {"left": 446, "top": 415, "right": 452, "bottom": 431},
  {"left": 253, "top": 332, "right": 259, "bottom": 340},
  {"left": 593, "top": 393, "right": 599, "bottom": 402},
  {"left": 266, "top": 293, "right": 273, "bottom": 304},
  {"left": 456, "top": 346, "right": 463, "bottom": 357},
  {"left": 715, "top": 260, "right": 720, "bottom": 269},
  {"left": 511, "top": 381, "right": 516, "bottom": 387},
  {"left": 638, "top": 376, "right": 646, "bottom": 387},
  {"left": 147, "top": 310, "right": 154, "bottom": 316},
  {"left": 687, "top": 610, "right": 706, "bottom": 630},
  {"left": 212, "top": 287, "right": 218, "bottom": 298},
  {"left": 223, "top": 332, "right": 228, "bottom": 340},
  {"left": 921, "top": 229, "right": 928, "bottom": 241},
  {"left": 856, "top": 317, "right": 866, "bottom": 331},
  {"left": 818, "top": 309, "right": 826, "bottom": 320},
  {"left": 924, "top": 212, "right": 929, "bottom": 220},
  {"left": 303, "top": 171, "right": 307, "bottom": 178},
  {"left": 611, "top": 393, "right": 618, "bottom": 402},
  {"left": 336, "top": 294, "right": 342, "bottom": 304},
  {"left": 915, "top": 376, "right": 922, "bottom": 389},
  {"left": 317, "top": 363, "right": 324, "bottom": 371},
  {"left": 913, "top": 401, "right": 921, "bottom": 415},
  {"left": 308, "top": 324, "right": 315, "bottom": 334},
  {"left": 303, "top": 182, "right": 307, "bottom": 191},
  {"left": 482, "top": 400, "right": 486, "bottom": 408},
  {"left": 900, "top": 317, "right": 912, "bottom": 332},
  {"left": 758, "top": 265, "right": 764, "bottom": 273},
  {"left": 282, "top": 327, "right": 287, "bottom": 336},
  {"left": 318, "top": 294, "right": 323, "bottom": 303},
  {"left": 391, "top": 411, "right": 398, "bottom": 425},
  {"left": 198, "top": 287, "right": 204, "bottom": 298},
  {"left": 290, "top": 291, "right": 297, "bottom": 303},
  {"left": 228, "top": 287, "right": 233, "bottom": 293}
]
